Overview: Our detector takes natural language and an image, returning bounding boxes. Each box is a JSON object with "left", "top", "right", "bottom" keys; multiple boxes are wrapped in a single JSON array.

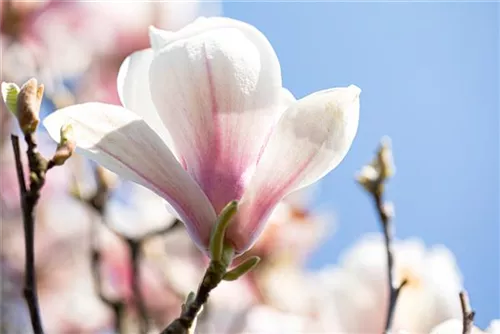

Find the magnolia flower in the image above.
[
  {"left": 315, "top": 234, "right": 463, "bottom": 333},
  {"left": 429, "top": 319, "right": 487, "bottom": 334},
  {"left": 43, "top": 17, "right": 360, "bottom": 256},
  {"left": 488, "top": 320, "right": 500, "bottom": 334}
]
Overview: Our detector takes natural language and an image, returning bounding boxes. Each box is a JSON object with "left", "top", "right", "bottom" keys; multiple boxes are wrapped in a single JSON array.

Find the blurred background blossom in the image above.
[{"left": 1, "top": 1, "right": 498, "bottom": 333}]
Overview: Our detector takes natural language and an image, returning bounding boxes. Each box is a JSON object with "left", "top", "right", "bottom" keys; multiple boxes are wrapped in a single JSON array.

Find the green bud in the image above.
[
  {"left": 222, "top": 256, "right": 260, "bottom": 281},
  {"left": 209, "top": 200, "right": 238, "bottom": 262},
  {"left": 59, "top": 123, "right": 74, "bottom": 145},
  {"left": 1, "top": 82, "right": 20, "bottom": 115}
]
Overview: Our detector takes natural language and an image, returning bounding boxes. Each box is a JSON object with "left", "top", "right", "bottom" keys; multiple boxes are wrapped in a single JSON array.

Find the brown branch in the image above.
[
  {"left": 160, "top": 260, "right": 227, "bottom": 334},
  {"left": 80, "top": 168, "right": 127, "bottom": 333},
  {"left": 460, "top": 291, "right": 475, "bottom": 334},
  {"left": 371, "top": 189, "right": 407, "bottom": 333},
  {"left": 87, "top": 167, "right": 113, "bottom": 215},
  {"left": 11, "top": 134, "right": 48, "bottom": 334},
  {"left": 90, "top": 217, "right": 126, "bottom": 334},
  {"left": 82, "top": 168, "right": 182, "bottom": 333},
  {"left": 127, "top": 239, "right": 149, "bottom": 334}
]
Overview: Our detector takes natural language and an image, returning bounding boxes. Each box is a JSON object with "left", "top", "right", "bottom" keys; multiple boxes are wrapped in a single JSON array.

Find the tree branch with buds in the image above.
[
  {"left": 73, "top": 166, "right": 127, "bottom": 333},
  {"left": 74, "top": 166, "right": 183, "bottom": 333},
  {"left": 2, "top": 79, "right": 75, "bottom": 334},
  {"left": 356, "top": 138, "right": 407, "bottom": 333},
  {"left": 89, "top": 217, "right": 127, "bottom": 334}
]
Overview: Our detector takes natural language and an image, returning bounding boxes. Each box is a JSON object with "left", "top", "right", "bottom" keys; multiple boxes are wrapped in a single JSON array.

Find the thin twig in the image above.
[
  {"left": 11, "top": 134, "right": 45, "bottom": 334},
  {"left": 90, "top": 218, "right": 126, "bottom": 334},
  {"left": 11, "top": 135, "right": 27, "bottom": 195},
  {"left": 80, "top": 168, "right": 127, "bottom": 333},
  {"left": 160, "top": 260, "right": 227, "bottom": 334},
  {"left": 460, "top": 291, "right": 475, "bottom": 334},
  {"left": 128, "top": 239, "right": 149, "bottom": 334},
  {"left": 373, "top": 190, "right": 407, "bottom": 333},
  {"left": 358, "top": 139, "right": 404, "bottom": 334},
  {"left": 88, "top": 167, "right": 113, "bottom": 215},
  {"left": 82, "top": 168, "right": 180, "bottom": 333}
]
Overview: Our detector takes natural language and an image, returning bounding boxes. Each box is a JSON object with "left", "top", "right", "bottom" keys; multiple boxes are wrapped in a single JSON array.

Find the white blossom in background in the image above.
[
  {"left": 39, "top": 265, "right": 112, "bottom": 333},
  {"left": 487, "top": 320, "right": 500, "bottom": 333},
  {"left": 428, "top": 319, "right": 500, "bottom": 334},
  {"left": 247, "top": 192, "right": 329, "bottom": 265},
  {"left": 106, "top": 182, "right": 177, "bottom": 240},
  {"left": 43, "top": 16, "right": 360, "bottom": 257},
  {"left": 314, "top": 234, "right": 463, "bottom": 333},
  {"left": 198, "top": 274, "right": 258, "bottom": 333},
  {"left": 244, "top": 200, "right": 329, "bottom": 315},
  {"left": 158, "top": 226, "right": 205, "bottom": 296},
  {"left": 234, "top": 305, "right": 310, "bottom": 334}
]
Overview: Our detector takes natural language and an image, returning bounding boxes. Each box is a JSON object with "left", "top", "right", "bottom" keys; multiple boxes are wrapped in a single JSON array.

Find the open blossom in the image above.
[
  {"left": 43, "top": 17, "right": 360, "bottom": 256},
  {"left": 315, "top": 234, "right": 463, "bottom": 333},
  {"left": 430, "top": 319, "right": 500, "bottom": 334}
]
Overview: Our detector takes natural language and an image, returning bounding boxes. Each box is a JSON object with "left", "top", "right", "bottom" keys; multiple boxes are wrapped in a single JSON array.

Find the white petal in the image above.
[
  {"left": 280, "top": 87, "right": 296, "bottom": 107},
  {"left": 116, "top": 48, "right": 178, "bottom": 158},
  {"left": 43, "top": 103, "right": 216, "bottom": 249},
  {"left": 149, "top": 17, "right": 274, "bottom": 53},
  {"left": 149, "top": 20, "right": 282, "bottom": 213},
  {"left": 430, "top": 319, "right": 485, "bottom": 334},
  {"left": 228, "top": 85, "right": 360, "bottom": 252},
  {"left": 254, "top": 84, "right": 359, "bottom": 193},
  {"left": 487, "top": 320, "right": 500, "bottom": 334}
]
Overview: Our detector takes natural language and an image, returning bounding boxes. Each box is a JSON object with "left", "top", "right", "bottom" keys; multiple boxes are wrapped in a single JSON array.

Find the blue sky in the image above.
[{"left": 223, "top": 1, "right": 499, "bottom": 327}]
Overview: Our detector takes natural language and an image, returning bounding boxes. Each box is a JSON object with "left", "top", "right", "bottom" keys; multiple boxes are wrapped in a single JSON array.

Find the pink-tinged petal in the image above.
[
  {"left": 43, "top": 103, "right": 216, "bottom": 250},
  {"left": 149, "top": 21, "right": 282, "bottom": 213},
  {"left": 116, "top": 48, "right": 179, "bottom": 159},
  {"left": 228, "top": 85, "right": 361, "bottom": 253}
]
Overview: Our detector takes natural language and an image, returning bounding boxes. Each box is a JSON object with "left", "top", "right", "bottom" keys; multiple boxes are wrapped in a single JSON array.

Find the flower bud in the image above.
[
  {"left": 377, "top": 136, "right": 395, "bottom": 180},
  {"left": 1, "top": 82, "right": 20, "bottom": 115},
  {"left": 51, "top": 124, "right": 75, "bottom": 166},
  {"left": 356, "top": 165, "right": 378, "bottom": 193},
  {"left": 356, "top": 137, "right": 395, "bottom": 193},
  {"left": 16, "top": 78, "right": 44, "bottom": 134},
  {"left": 95, "top": 166, "right": 119, "bottom": 192}
]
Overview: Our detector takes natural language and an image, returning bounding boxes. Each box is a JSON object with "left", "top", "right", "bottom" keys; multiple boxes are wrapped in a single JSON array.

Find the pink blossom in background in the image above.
[{"left": 1, "top": 0, "right": 220, "bottom": 103}]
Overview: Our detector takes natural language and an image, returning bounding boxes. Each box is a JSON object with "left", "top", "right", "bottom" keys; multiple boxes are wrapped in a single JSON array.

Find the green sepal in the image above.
[
  {"left": 209, "top": 200, "right": 238, "bottom": 262},
  {"left": 222, "top": 256, "right": 260, "bottom": 281}
]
